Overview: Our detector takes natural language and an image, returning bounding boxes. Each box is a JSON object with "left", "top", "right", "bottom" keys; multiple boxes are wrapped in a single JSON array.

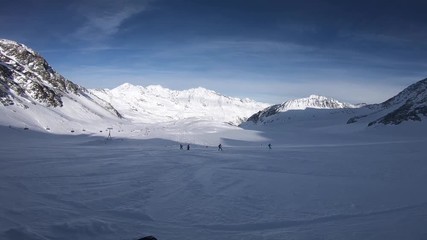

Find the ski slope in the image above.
[{"left": 1, "top": 120, "right": 427, "bottom": 240}]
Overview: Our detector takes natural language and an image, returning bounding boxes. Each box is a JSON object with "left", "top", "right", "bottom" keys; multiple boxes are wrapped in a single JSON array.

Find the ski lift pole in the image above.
[{"left": 107, "top": 127, "right": 113, "bottom": 140}]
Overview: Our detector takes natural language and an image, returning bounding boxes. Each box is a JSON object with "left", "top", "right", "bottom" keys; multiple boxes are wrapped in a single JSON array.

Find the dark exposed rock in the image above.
[
  {"left": 246, "top": 104, "right": 281, "bottom": 123},
  {"left": 348, "top": 78, "right": 427, "bottom": 126},
  {"left": 0, "top": 39, "right": 122, "bottom": 118},
  {"left": 0, "top": 39, "right": 78, "bottom": 106}
]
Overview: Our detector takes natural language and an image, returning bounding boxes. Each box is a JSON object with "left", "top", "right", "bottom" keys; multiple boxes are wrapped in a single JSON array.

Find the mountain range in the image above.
[
  {"left": 244, "top": 78, "right": 427, "bottom": 128},
  {"left": 0, "top": 39, "right": 268, "bottom": 132},
  {"left": 90, "top": 83, "right": 269, "bottom": 125},
  {"left": 1, "top": 38, "right": 426, "bottom": 134}
]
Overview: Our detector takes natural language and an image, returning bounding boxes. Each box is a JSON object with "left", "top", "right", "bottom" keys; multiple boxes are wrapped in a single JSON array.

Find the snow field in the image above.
[{"left": 1, "top": 125, "right": 427, "bottom": 240}]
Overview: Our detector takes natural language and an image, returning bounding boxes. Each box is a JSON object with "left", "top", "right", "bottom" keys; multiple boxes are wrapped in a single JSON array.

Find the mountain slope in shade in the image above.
[
  {"left": 0, "top": 39, "right": 123, "bottom": 131},
  {"left": 347, "top": 78, "right": 427, "bottom": 126},
  {"left": 246, "top": 95, "right": 358, "bottom": 124},
  {"left": 90, "top": 83, "right": 270, "bottom": 125}
]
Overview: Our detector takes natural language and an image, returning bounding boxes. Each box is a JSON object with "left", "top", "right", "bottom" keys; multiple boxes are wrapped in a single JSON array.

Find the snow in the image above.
[
  {"left": 1, "top": 116, "right": 427, "bottom": 240},
  {"left": 2, "top": 38, "right": 427, "bottom": 239},
  {"left": 89, "top": 83, "right": 269, "bottom": 125},
  {"left": 278, "top": 95, "right": 357, "bottom": 112},
  {"left": 0, "top": 39, "right": 37, "bottom": 59}
]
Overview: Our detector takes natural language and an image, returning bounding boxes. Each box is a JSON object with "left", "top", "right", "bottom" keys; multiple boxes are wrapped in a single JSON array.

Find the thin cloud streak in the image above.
[{"left": 71, "top": 0, "right": 147, "bottom": 42}]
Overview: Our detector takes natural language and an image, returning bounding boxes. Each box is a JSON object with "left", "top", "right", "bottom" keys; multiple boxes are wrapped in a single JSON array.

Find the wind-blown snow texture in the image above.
[{"left": 1, "top": 120, "right": 427, "bottom": 240}]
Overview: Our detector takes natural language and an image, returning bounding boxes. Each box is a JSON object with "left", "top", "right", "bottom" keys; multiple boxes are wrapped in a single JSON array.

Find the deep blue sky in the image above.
[{"left": 1, "top": 0, "right": 427, "bottom": 103}]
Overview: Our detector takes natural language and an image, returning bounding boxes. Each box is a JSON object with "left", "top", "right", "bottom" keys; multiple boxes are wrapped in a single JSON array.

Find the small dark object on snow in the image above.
[
  {"left": 187, "top": 144, "right": 190, "bottom": 150},
  {"left": 138, "top": 236, "right": 157, "bottom": 240}
]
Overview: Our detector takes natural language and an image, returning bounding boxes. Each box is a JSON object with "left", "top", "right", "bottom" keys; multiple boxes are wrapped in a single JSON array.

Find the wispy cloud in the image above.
[{"left": 71, "top": 0, "right": 148, "bottom": 42}]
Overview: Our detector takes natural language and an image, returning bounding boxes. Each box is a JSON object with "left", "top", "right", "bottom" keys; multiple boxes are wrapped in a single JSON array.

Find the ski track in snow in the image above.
[{"left": 1, "top": 125, "right": 427, "bottom": 240}]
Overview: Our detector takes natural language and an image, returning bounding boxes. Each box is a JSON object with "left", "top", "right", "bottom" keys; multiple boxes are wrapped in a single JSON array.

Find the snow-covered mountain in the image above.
[
  {"left": 90, "top": 83, "right": 269, "bottom": 125},
  {"left": 0, "top": 39, "right": 123, "bottom": 132},
  {"left": 0, "top": 39, "right": 268, "bottom": 132},
  {"left": 2, "top": 38, "right": 426, "bottom": 134},
  {"left": 246, "top": 95, "right": 358, "bottom": 124},
  {"left": 243, "top": 79, "right": 427, "bottom": 128},
  {"left": 347, "top": 78, "right": 427, "bottom": 126},
  {"left": 277, "top": 94, "right": 357, "bottom": 111}
]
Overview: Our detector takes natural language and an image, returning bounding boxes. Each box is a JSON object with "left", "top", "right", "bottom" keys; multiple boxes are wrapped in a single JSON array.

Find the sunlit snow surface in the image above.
[{"left": 1, "top": 121, "right": 427, "bottom": 240}]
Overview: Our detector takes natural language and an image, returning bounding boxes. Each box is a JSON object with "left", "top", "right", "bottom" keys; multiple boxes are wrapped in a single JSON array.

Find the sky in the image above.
[{"left": 1, "top": 0, "right": 427, "bottom": 104}]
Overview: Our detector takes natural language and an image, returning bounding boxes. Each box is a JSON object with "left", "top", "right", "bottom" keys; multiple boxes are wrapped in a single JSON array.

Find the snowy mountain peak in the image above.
[
  {"left": 90, "top": 84, "right": 269, "bottom": 125},
  {"left": 1, "top": 38, "right": 81, "bottom": 107},
  {"left": 1, "top": 39, "right": 123, "bottom": 131},
  {"left": 308, "top": 94, "right": 324, "bottom": 99},
  {"left": 116, "top": 82, "right": 138, "bottom": 90},
  {"left": 279, "top": 95, "right": 356, "bottom": 112},
  {"left": 246, "top": 95, "right": 356, "bottom": 124},
  {"left": 0, "top": 39, "right": 37, "bottom": 56}
]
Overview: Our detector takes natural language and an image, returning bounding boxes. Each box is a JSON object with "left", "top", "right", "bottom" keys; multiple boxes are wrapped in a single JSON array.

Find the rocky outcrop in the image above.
[
  {"left": 348, "top": 78, "right": 427, "bottom": 126},
  {"left": 0, "top": 39, "right": 122, "bottom": 118}
]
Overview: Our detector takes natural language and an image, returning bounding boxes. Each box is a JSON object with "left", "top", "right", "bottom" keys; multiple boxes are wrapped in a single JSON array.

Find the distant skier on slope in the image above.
[
  {"left": 218, "top": 144, "right": 223, "bottom": 151},
  {"left": 180, "top": 144, "right": 183, "bottom": 150},
  {"left": 187, "top": 144, "right": 190, "bottom": 150},
  {"left": 268, "top": 143, "right": 272, "bottom": 149}
]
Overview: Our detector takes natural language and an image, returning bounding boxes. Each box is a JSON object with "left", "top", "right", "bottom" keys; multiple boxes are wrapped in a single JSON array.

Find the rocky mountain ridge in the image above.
[
  {"left": 0, "top": 39, "right": 268, "bottom": 130},
  {"left": 0, "top": 39, "right": 122, "bottom": 118},
  {"left": 348, "top": 78, "right": 427, "bottom": 126},
  {"left": 1, "top": 38, "right": 426, "bottom": 133},
  {"left": 244, "top": 79, "right": 427, "bottom": 127}
]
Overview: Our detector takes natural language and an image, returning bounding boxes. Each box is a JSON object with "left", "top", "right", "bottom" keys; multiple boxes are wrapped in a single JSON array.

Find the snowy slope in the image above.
[
  {"left": 90, "top": 83, "right": 269, "bottom": 125},
  {"left": 0, "top": 39, "right": 123, "bottom": 133},
  {"left": 1, "top": 117, "right": 427, "bottom": 240}
]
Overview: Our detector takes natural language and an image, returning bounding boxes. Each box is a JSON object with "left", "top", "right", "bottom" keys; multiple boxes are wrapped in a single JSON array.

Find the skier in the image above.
[
  {"left": 268, "top": 143, "right": 272, "bottom": 149},
  {"left": 218, "top": 144, "right": 223, "bottom": 151},
  {"left": 187, "top": 144, "right": 190, "bottom": 150},
  {"left": 180, "top": 144, "right": 183, "bottom": 150}
]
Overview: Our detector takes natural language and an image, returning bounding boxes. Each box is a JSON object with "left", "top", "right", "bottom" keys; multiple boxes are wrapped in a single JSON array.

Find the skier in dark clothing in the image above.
[
  {"left": 180, "top": 144, "right": 183, "bottom": 150},
  {"left": 268, "top": 143, "right": 272, "bottom": 149},
  {"left": 187, "top": 144, "right": 190, "bottom": 150},
  {"left": 218, "top": 144, "right": 223, "bottom": 151}
]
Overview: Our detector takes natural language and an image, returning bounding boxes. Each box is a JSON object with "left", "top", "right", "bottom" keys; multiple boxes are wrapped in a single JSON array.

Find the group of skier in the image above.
[
  {"left": 179, "top": 143, "right": 272, "bottom": 150},
  {"left": 180, "top": 144, "right": 190, "bottom": 150}
]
